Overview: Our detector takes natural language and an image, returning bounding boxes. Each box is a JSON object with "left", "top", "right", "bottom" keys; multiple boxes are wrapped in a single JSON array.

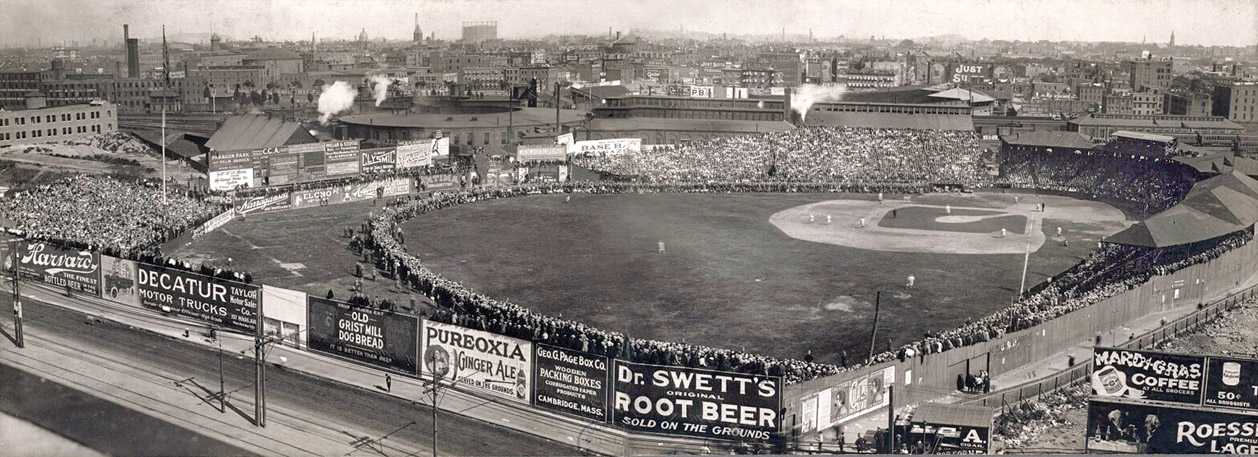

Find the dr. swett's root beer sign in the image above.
[
  {"left": 137, "top": 263, "right": 259, "bottom": 333},
  {"left": 613, "top": 361, "right": 781, "bottom": 441}
]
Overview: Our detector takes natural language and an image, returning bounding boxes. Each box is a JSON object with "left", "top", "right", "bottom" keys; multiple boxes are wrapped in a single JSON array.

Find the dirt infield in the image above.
[{"left": 770, "top": 193, "right": 1131, "bottom": 255}]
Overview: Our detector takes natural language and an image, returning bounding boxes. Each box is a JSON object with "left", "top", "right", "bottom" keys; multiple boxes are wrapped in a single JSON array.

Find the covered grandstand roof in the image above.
[
  {"left": 1174, "top": 152, "right": 1258, "bottom": 178},
  {"left": 929, "top": 88, "right": 996, "bottom": 103},
  {"left": 590, "top": 117, "right": 794, "bottom": 134},
  {"left": 1112, "top": 130, "right": 1175, "bottom": 143},
  {"left": 1070, "top": 114, "right": 1244, "bottom": 131},
  {"left": 205, "top": 114, "right": 316, "bottom": 151},
  {"left": 1107, "top": 170, "right": 1258, "bottom": 247},
  {"left": 1000, "top": 131, "right": 1094, "bottom": 150},
  {"left": 804, "top": 111, "right": 974, "bottom": 131}
]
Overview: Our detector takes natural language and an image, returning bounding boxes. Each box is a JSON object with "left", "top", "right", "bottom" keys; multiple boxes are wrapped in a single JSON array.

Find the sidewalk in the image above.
[
  {"left": 3, "top": 281, "right": 627, "bottom": 456},
  {"left": 827, "top": 268, "right": 1258, "bottom": 447}
]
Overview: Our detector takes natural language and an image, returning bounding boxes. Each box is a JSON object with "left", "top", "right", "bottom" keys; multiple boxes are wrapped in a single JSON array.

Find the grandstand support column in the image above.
[{"left": 10, "top": 246, "right": 23, "bottom": 349}]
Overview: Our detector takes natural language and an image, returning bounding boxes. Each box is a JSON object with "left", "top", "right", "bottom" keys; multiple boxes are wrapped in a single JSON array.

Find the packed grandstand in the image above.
[{"left": 2, "top": 125, "right": 1253, "bottom": 387}]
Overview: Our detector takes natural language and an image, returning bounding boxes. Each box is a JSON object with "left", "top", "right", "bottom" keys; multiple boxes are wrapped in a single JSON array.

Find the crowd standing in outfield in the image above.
[
  {"left": 360, "top": 181, "right": 1254, "bottom": 385},
  {"left": 1, "top": 126, "right": 1250, "bottom": 387}
]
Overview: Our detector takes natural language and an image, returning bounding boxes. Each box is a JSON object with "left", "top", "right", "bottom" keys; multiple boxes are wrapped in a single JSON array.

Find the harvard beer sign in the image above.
[{"left": 15, "top": 241, "right": 100, "bottom": 296}]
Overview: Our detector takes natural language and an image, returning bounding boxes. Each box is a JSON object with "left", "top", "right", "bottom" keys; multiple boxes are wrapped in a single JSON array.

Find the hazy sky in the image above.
[{"left": 2, "top": 0, "right": 1255, "bottom": 48}]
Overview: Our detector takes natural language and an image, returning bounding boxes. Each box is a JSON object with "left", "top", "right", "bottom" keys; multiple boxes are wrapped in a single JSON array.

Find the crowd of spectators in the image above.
[
  {"left": 1000, "top": 148, "right": 1196, "bottom": 214},
  {"left": 577, "top": 126, "right": 985, "bottom": 184},
  {"left": 356, "top": 180, "right": 1253, "bottom": 385},
  {"left": 1, "top": 175, "right": 225, "bottom": 256}
]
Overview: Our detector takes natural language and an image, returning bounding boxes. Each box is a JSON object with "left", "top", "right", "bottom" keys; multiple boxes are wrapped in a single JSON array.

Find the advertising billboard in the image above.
[
  {"left": 612, "top": 361, "right": 782, "bottom": 441},
  {"left": 291, "top": 187, "right": 335, "bottom": 209},
  {"left": 1204, "top": 356, "right": 1258, "bottom": 412},
  {"left": 234, "top": 192, "right": 292, "bottom": 216},
  {"left": 323, "top": 140, "right": 362, "bottom": 176},
  {"left": 396, "top": 140, "right": 434, "bottom": 169},
  {"left": 1092, "top": 347, "right": 1206, "bottom": 406},
  {"left": 429, "top": 137, "right": 450, "bottom": 158},
  {"left": 907, "top": 423, "right": 991, "bottom": 454},
  {"left": 821, "top": 366, "right": 895, "bottom": 429},
  {"left": 14, "top": 240, "right": 100, "bottom": 296},
  {"left": 532, "top": 343, "right": 610, "bottom": 422},
  {"left": 307, "top": 297, "right": 419, "bottom": 375},
  {"left": 571, "top": 138, "right": 642, "bottom": 157},
  {"left": 208, "top": 149, "right": 252, "bottom": 172},
  {"left": 379, "top": 177, "right": 412, "bottom": 197},
  {"left": 209, "top": 168, "right": 254, "bottom": 191},
  {"left": 517, "top": 145, "right": 568, "bottom": 162},
  {"left": 688, "top": 86, "right": 715, "bottom": 98},
  {"left": 360, "top": 147, "right": 397, "bottom": 174},
  {"left": 137, "top": 264, "right": 259, "bottom": 333},
  {"left": 99, "top": 255, "right": 139, "bottom": 307},
  {"left": 192, "top": 209, "right": 235, "bottom": 239},
  {"left": 421, "top": 320, "right": 532, "bottom": 403},
  {"left": 1086, "top": 400, "right": 1258, "bottom": 454},
  {"left": 951, "top": 64, "right": 990, "bottom": 84},
  {"left": 556, "top": 132, "right": 574, "bottom": 147}
]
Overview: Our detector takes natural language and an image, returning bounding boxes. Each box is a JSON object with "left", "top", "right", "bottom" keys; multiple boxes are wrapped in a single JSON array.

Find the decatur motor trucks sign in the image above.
[{"left": 137, "top": 264, "right": 259, "bottom": 333}]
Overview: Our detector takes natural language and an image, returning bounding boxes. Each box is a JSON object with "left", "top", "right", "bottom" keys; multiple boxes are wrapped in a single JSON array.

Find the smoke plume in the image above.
[
  {"left": 317, "top": 81, "right": 356, "bottom": 125},
  {"left": 369, "top": 75, "right": 392, "bottom": 107},
  {"left": 791, "top": 84, "right": 848, "bottom": 122}
]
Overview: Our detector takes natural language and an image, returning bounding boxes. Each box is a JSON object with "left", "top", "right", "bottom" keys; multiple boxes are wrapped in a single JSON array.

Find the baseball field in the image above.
[{"left": 175, "top": 191, "right": 1132, "bottom": 366}]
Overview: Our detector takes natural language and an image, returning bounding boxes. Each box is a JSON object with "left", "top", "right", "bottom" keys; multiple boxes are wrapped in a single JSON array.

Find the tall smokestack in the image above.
[{"left": 124, "top": 24, "right": 138, "bottom": 78}]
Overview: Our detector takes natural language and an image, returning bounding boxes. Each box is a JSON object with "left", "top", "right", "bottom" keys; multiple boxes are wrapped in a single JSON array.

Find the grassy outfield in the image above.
[
  {"left": 175, "top": 192, "right": 1124, "bottom": 366},
  {"left": 398, "top": 192, "right": 1117, "bottom": 365}
]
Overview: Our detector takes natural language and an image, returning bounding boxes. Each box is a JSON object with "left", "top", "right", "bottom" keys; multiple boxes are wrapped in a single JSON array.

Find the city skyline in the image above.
[{"left": 2, "top": 0, "right": 1255, "bottom": 48}]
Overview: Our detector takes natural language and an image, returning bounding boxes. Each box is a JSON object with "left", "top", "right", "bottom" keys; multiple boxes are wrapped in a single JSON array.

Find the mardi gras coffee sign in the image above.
[{"left": 1092, "top": 347, "right": 1206, "bottom": 406}]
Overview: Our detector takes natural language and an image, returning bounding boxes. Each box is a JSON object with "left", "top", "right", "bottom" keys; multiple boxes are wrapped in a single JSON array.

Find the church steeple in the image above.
[{"left": 1169, "top": 31, "right": 1175, "bottom": 47}]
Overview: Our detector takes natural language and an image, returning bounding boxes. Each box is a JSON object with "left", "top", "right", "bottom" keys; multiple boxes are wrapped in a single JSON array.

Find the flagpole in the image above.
[{"left": 161, "top": 25, "right": 169, "bottom": 208}]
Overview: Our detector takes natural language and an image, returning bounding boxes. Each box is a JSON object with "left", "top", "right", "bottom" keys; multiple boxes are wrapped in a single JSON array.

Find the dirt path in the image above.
[{"left": 770, "top": 193, "right": 1131, "bottom": 255}]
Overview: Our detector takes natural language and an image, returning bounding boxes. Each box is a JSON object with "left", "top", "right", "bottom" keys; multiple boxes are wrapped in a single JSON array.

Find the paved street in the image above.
[{"left": 0, "top": 294, "right": 583, "bottom": 457}]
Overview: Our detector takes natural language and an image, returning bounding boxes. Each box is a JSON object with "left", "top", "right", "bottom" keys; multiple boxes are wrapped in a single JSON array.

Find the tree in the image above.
[
  {"left": 307, "top": 92, "right": 314, "bottom": 103},
  {"left": 272, "top": 92, "right": 280, "bottom": 104},
  {"left": 203, "top": 85, "right": 211, "bottom": 99},
  {"left": 250, "top": 90, "right": 262, "bottom": 106},
  {"left": 243, "top": 80, "right": 255, "bottom": 89},
  {"left": 897, "top": 39, "right": 916, "bottom": 49},
  {"left": 313, "top": 78, "right": 326, "bottom": 89}
]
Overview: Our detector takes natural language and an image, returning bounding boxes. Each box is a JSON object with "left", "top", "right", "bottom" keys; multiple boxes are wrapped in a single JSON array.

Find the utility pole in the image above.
[
  {"left": 886, "top": 385, "right": 895, "bottom": 453},
  {"left": 867, "top": 291, "right": 881, "bottom": 362},
  {"left": 161, "top": 25, "right": 170, "bottom": 208},
  {"left": 254, "top": 295, "right": 266, "bottom": 427},
  {"left": 431, "top": 379, "right": 438, "bottom": 457},
  {"left": 554, "top": 81, "right": 561, "bottom": 135},
  {"left": 215, "top": 326, "right": 225, "bottom": 413},
  {"left": 10, "top": 244, "right": 22, "bottom": 348}
]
